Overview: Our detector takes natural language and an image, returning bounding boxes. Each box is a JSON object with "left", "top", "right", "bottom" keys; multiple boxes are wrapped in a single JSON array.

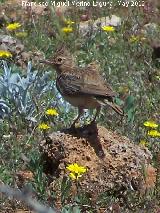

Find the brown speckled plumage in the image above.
[{"left": 41, "top": 46, "right": 123, "bottom": 127}]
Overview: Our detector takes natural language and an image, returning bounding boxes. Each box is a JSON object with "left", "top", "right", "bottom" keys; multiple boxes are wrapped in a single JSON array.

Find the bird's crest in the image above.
[{"left": 55, "top": 44, "right": 71, "bottom": 57}]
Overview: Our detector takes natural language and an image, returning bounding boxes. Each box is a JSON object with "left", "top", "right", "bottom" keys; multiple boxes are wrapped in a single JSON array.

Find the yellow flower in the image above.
[
  {"left": 139, "top": 140, "right": 149, "bottom": 147},
  {"left": 129, "top": 35, "right": 146, "bottom": 43},
  {"left": 15, "top": 32, "right": 28, "bottom": 38},
  {"left": 69, "top": 172, "right": 82, "bottom": 180},
  {"left": 102, "top": 26, "right": 115, "bottom": 32},
  {"left": 129, "top": 35, "right": 139, "bottom": 42},
  {"left": 67, "top": 163, "right": 87, "bottom": 174},
  {"left": 144, "top": 121, "right": 158, "bottom": 128},
  {"left": 148, "top": 130, "right": 160, "bottom": 137},
  {"left": 64, "top": 19, "right": 75, "bottom": 25},
  {"left": 45, "top": 108, "right": 59, "bottom": 116},
  {"left": 0, "top": 50, "right": 12, "bottom": 58},
  {"left": 38, "top": 123, "right": 50, "bottom": 130},
  {"left": 6, "top": 22, "right": 21, "bottom": 31},
  {"left": 66, "top": 163, "right": 87, "bottom": 180},
  {"left": 62, "top": 26, "right": 73, "bottom": 33}
]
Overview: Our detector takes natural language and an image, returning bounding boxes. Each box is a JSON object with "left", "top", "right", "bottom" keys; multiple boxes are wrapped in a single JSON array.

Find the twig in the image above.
[{"left": 0, "top": 184, "right": 60, "bottom": 213}]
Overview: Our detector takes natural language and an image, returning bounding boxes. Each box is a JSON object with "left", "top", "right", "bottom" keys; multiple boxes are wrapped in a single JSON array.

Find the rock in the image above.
[
  {"left": 79, "top": 15, "right": 121, "bottom": 35},
  {"left": 39, "top": 124, "right": 156, "bottom": 196},
  {"left": 0, "top": 34, "right": 44, "bottom": 69}
]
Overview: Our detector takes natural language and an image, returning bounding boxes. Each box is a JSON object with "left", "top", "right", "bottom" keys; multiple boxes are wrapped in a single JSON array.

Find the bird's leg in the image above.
[
  {"left": 91, "top": 106, "right": 101, "bottom": 124},
  {"left": 71, "top": 107, "right": 84, "bottom": 129}
]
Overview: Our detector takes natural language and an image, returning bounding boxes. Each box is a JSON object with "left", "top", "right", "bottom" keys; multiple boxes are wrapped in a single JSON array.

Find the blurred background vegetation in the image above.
[{"left": 0, "top": 0, "right": 160, "bottom": 212}]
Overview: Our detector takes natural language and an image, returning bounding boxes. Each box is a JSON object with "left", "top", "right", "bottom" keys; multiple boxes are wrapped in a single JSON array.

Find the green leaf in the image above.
[
  {"left": 124, "top": 95, "right": 135, "bottom": 122},
  {"left": 127, "top": 108, "right": 135, "bottom": 122},
  {"left": 72, "top": 206, "right": 81, "bottom": 213},
  {"left": 115, "top": 97, "right": 124, "bottom": 106},
  {"left": 124, "top": 95, "right": 135, "bottom": 110},
  {"left": 61, "top": 176, "right": 72, "bottom": 204},
  {"left": 62, "top": 205, "right": 81, "bottom": 213}
]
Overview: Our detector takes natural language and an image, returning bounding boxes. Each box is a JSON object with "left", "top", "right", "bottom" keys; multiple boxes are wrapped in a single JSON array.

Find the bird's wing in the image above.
[
  {"left": 83, "top": 62, "right": 117, "bottom": 96},
  {"left": 57, "top": 72, "right": 116, "bottom": 97},
  {"left": 56, "top": 74, "right": 81, "bottom": 95}
]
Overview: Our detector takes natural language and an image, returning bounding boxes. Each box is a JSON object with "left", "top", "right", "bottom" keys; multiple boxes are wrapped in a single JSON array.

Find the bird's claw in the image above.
[{"left": 90, "top": 120, "right": 96, "bottom": 126}]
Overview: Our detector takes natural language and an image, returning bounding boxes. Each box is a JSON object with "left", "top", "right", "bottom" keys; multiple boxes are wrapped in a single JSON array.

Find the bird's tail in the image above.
[{"left": 103, "top": 99, "right": 124, "bottom": 116}]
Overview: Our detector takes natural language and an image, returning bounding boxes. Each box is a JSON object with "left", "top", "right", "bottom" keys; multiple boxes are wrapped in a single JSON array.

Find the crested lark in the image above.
[{"left": 41, "top": 46, "right": 123, "bottom": 127}]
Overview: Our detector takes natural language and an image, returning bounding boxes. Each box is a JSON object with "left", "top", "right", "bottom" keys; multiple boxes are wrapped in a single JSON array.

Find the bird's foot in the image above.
[
  {"left": 70, "top": 123, "right": 76, "bottom": 129},
  {"left": 68, "top": 123, "right": 78, "bottom": 133},
  {"left": 90, "top": 120, "right": 97, "bottom": 126}
]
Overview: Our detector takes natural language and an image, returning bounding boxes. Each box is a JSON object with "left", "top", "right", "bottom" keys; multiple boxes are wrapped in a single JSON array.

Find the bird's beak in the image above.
[{"left": 39, "top": 59, "right": 54, "bottom": 65}]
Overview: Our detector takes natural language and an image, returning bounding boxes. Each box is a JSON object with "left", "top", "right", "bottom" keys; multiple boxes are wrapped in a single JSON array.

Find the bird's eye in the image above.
[{"left": 58, "top": 57, "right": 62, "bottom": 62}]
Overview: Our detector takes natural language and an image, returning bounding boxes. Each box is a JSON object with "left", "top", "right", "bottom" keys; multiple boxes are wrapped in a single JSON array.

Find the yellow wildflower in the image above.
[
  {"left": 102, "top": 26, "right": 115, "bottom": 32},
  {"left": 144, "top": 121, "right": 158, "bottom": 128},
  {"left": 38, "top": 123, "right": 50, "bottom": 130},
  {"left": 129, "top": 35, "right": 139, "bottom": 42},
  {"left": 148, "top": 130, "right": 160, "bottom": 137},
  {"left": 67, "top": 163, "right": 87, "bottom": 174},
  {"left": 69, "top": 172, "right": 82, "bottom": 180},
  {"left": 0, "top": 50, "right": 12, "bottom": 58},
  {"left": 64, "top": 19, "right": 75, "bottom": 25},
  {"left": 62, "top": 26, "right": 73, "bottom": 33},
  {"left": 15, "top": 32, "right": 28, "bottom": 38},
  {"left": 139, "top": 140, "right": 149, "bottom": 147},
  {"left": 129, "top": 35, "right": 146, "bottom": 43},
  {"left": 45, "top": 108, "right": 59, "bottom": 116},
  {"left": 66, "top": 163, "right": 87, "bottom": 180},
  {"left": 6, "top": 22, "right": 21, "bottom": 31}
]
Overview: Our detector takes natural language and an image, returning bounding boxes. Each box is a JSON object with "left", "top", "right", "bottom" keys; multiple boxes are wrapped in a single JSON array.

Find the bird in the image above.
[{"left": 41, "top": 46, "right": 123, "bottom": 128}]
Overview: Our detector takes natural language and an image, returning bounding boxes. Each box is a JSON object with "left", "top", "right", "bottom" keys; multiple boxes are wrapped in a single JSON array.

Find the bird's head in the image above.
[
  {"left": 40, "top": 55, "right": 66, "bottom": 66},
  {"left": 40, "top": 45, "right": 76, "bottom": 74}
]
